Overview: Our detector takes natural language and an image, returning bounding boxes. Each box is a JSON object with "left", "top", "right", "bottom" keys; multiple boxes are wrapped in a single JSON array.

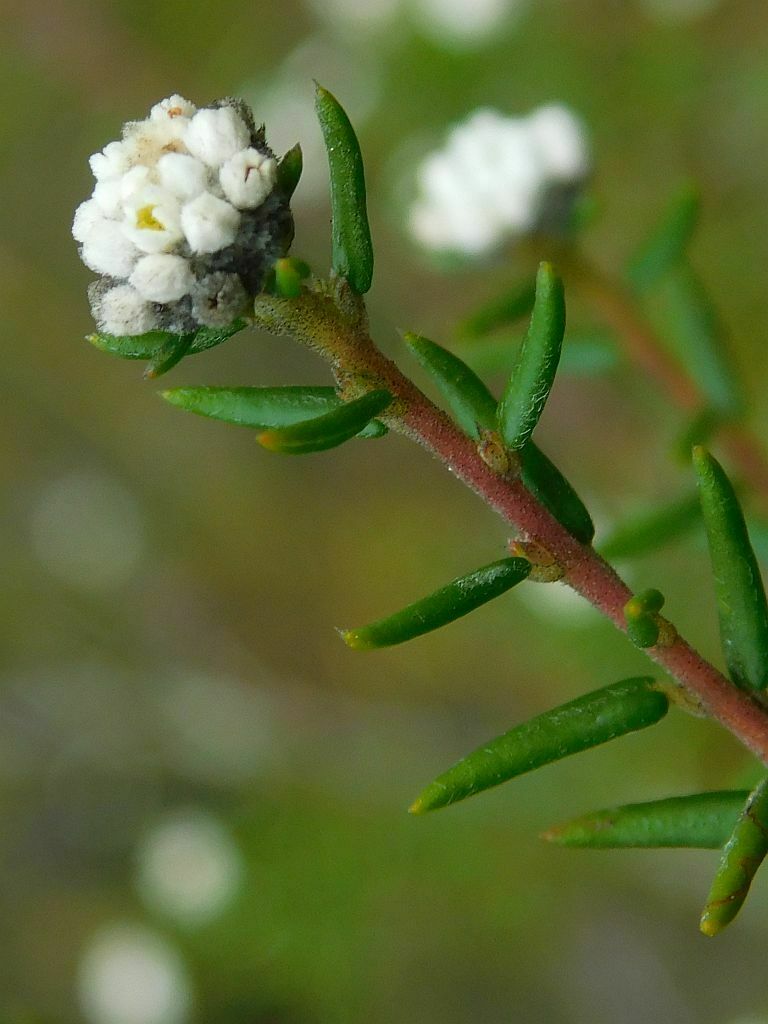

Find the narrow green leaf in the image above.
[
  {"left": 257, "top": 389, "right": 392, "bottom": 454},
  {"left": 694, "top": 446, "right": 768, "bottom": 690},
  {"left": 627, "top": 183, "right": 700, "bottom": 294},
  {"left": 700, "top": 776, "right": 768, "bottom": 935},
  {"left": 624, "top": 589, "right": 665, "bottom": 649},
  {"left": 315, "top": 83, "right": 373, "bottom": 294},
  {"left": 519, "top": 442, "right": 595, "bottom": 545},
  {"left": 88, "top": 330, "right": 174, "bottom": 360},
  {"left": 645, "top": 266, "right": 743, "bottom": 417},
  {"left": 497, "top": 262, "right": 566, "bottom": 451},
  {"left": 625, "top": 588, "right": 665, "bottom": 615},
  {"left": 457, "top": 329, "right": 618, "bottom": 379},
  {"left": 599, "top": 493, "right": 701, "bottom": 560},
  {"left": 458, "top": 278, "right": 536, "bottom": 338},
  {"left": 410, "top": 678, "right": 668, "bottom": 813},
  {"left": 88, "top": 320, "right": 246, "bottom": 361},
  {"left": 342, "top": 557, "right": 531, "bottom": 650},
  {"left": 402, "top": 331, "right": 496, "bottom": 440},
  {"left": 543, "top": 791, "right": 748, "bottom": 849},
  {"left": 161, "top": 385, "right": 387, "bottom": 438},
  {"left": 188, "top": 320, "right": 247, "bottom": 354},
  {"left": 271, "top": 257, "right": 311, "bottom": 298},
  {"left": 144, "top": 333, "right": 194, "bottom": 379},
  {"left": 397, "top": 331, "right": 593, "bottom": 543},
  {"left": 276, "top": 143, "right": 303, "bottom": 198}
]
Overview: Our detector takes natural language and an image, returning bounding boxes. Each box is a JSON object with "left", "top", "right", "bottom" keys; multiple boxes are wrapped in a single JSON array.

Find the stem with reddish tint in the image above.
[{"left": 252, "top": 289, "right": 768, "bottom": 766}]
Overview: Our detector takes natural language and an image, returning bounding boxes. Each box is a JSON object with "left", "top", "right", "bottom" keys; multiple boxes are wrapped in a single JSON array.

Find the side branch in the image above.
[{"left": 252, "top": 290, "right": 768, "bottom": 765}]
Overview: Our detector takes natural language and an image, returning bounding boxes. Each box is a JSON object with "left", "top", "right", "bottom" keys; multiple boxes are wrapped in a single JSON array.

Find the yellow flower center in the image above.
[{"left": 136, "top": 205, "right": 165, "bottom": 231}]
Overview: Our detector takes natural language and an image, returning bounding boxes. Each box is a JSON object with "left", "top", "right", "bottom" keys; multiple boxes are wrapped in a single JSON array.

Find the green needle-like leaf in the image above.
[
  {"left": 187, "top": 320, "right": 248, "bottom": 353},
  {"left": 700, "top": 776, "right": 768, "bottom": 936},
  {"left": 399, "top": 331, "right": 593, "bottom": 543},
  {"left": 144, "top": 333, "right": 194, "bottom": 379},
  {"left": 315, "top": 83, "right": 373, "bottom": 294},
  {"left": 88, "top": 320, "right": 246, "bottom": 361},
  {"left": 497, "top": 262, "right": 566, "bottom": 451},
  {"left": 519, "top": 442, "right": 595, "bottom": 545},
  {"left": 88, "top": 329, "right": 175, "bottom": 361},
  {"left": 458, "top": 277, "right": 536, "bottom": 338},
  {"left": 257, "top": 389, "right": 392, "bottom": 454},
  {"left": 276, "top": 143, "right": 303, "bottom": 198},
  {"left": 646, "top": 266, "right": 743, "bottom": 417},
  {"left": 271, "top": 257, "right": 311, "bottom": 298},
  {"left": 410, "top": 678, "right": 668, "bottom": 813},
  {"left": 600, "top": 492, "right": 701, "bottom": 560},
  {"left": 694, "top": 446, "right": 768, "bottom": 690},
  {"left": 624, "top": 588, "right": 665, "bottom": 649},
  {"left": 402, "top": 331, "right": 497, "bottom": 439},
  {"left": 627, "top": 183, "right": 700, "bottom": 294},
  {"left": 161, "top": 386, "right": 387, "bottom": 438},
  {"left": 543, "top": 791, "right": 748, "bottom": 849},
  {"left": 342, "top": 557, "right": 531, "bottom": 650}
]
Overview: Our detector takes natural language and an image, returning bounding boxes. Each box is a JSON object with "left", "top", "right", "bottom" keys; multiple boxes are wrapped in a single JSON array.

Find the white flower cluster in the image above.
[
  {"left": 409, "top": 104, "right": 590, "bottom": 258},
  {"left": 73, "top": 95, "right": 294, "bottom": 336}
]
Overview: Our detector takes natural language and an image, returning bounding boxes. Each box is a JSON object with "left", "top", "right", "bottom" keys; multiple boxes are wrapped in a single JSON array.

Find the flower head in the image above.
[
  {"left": 73, "top": 96, "right": 293, "bottom": 336},
  {"left": 408, "top": 104, "right": 590, "bottom": 258}
]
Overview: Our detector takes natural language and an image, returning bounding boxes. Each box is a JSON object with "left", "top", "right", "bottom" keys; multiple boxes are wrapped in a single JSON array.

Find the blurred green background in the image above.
[{"left": 4, "top": 0, "right": 768, "bottom": 1021}]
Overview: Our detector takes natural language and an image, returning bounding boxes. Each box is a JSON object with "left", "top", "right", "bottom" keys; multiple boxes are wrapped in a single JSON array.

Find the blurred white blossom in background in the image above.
[
  {"left": 30, "top": 472, "right": 145, "bottom": 592},
  {"left": 135, "top": 808, "right": 244, "bottom": 926},
  {"left": 305, "top": 0, "right": 529, "bottom": 48},
  {"left": 156, "top": 671, "right": 281, "bottom": 785},
  {"left": 78, "top": 923, "right": 192, "bottom": 1024},
  {"left": 242, "top": 36, "right": 383, "bottom": 203},
  {"left": 413, "top": 0, "right": 528, "bottom": 47},
  {"left": 305, "top": 0, "right": 401, "bottom": 37},
  {"left": 408, "top": 104, "right": 590, "bottom": 258}
]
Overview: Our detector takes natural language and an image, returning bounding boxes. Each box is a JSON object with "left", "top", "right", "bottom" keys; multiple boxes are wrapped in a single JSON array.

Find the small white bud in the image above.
[
  {"left": 157, "top": 153, "right": 209, "bottom": 201},
  {"left": 122, "top": 186, "right": 184, "bottom": 254},
  {"left": 72, "top": 199, "right": 103, "bottom": 244},
  {"left": 180, "top": 192, "right": 240, "bottom": 253},
  {"left": 92, "top": 283, "right": 158, "bottom": 336},
  {"left": 89, "top": 141, "right": 132, "bottom": 181},
  {"left": 92, "top": 178, "right": 123, "bottom": 219},
  {"left": 123, "top": 118, "right": 187, "bottom": 167},
  {"left": 81, "top": 219, "right": 140, "bottom": 278},
  {"left": 129, "top": 254, "right": 194, "bottom": 303},
  {"left": 184, "top": 107, "right": 251, "bottom": 167},
  {"left": 526, "top": 105, "right": 590, "bottom": 183},
  {"left": 150, "top": 95, "right": 198, "bottom": 122},
  {"left": 120, "top": 165, "right": 155, "bottom": 200},
  {"left": 219, "top": 148, "right": 277, "bottom": 209}
]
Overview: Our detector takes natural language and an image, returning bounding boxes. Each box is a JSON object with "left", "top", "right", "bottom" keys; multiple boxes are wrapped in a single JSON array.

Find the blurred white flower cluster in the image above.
[
  {"left": 409, "top": 104, "right": 590, "bottom": 258},
  {"left": 73, "top": 95, "right": 294, "bottom": 336}
]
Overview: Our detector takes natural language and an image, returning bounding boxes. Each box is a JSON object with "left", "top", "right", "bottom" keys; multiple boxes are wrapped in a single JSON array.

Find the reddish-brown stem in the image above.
[{"left": 253, "top": 291, "right": 768, "bottom": 765}]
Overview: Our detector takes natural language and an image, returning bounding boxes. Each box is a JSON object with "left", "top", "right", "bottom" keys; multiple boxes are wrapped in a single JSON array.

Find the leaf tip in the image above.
[
  {"left": 699, "top": 913, "right": 721, "bottom": 938},
  {"left": 539, "top": 826, "right": 561, "bottom": 844},
  {"left": 339, "top": 628, "right": 369, "bottom": 650},
  {"left": 256, "top": 429, "right": 280, "bottom": 451},
  {"left": 408, "top": 796, "right": 427, "bottom": 815}
]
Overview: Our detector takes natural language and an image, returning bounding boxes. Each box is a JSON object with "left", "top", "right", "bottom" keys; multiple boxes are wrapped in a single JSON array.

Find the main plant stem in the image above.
[{"left": 253, "top": 288, "right": 768, "bottom": 765}]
